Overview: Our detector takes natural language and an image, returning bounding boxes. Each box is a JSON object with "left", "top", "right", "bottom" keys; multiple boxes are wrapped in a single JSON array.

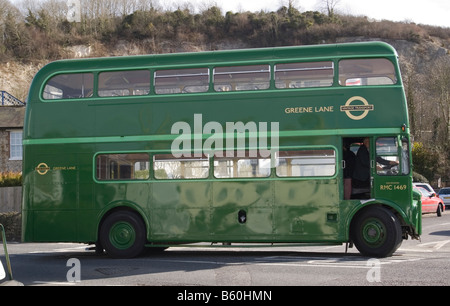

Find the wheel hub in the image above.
[
  {"left": 110, "top": 221, "right": 136, "bottom": 250},
  {"left": 362, "top": 219, "right": 386, "bottom": 246}
]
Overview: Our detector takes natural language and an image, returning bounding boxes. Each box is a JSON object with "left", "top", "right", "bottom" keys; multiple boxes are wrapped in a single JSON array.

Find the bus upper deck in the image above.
[{"left": 25, "top": 42, "right": 407, "bottom": 141}]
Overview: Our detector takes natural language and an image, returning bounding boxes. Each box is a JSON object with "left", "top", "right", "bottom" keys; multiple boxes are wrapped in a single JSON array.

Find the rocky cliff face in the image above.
[{"left": 1, "top": 36, "right": 448, "bottom": 103}]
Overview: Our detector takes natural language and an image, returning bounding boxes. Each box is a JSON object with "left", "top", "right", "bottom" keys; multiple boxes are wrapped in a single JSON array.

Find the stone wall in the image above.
[
  {"left": 0, "top": 212, "right": 21, "bottom": 241},
  {"left": 0, "top": 187, "right": 22, "bottom": 241},
  {"left": 0, "top": 187, "right": 21, "bottom": 213}
]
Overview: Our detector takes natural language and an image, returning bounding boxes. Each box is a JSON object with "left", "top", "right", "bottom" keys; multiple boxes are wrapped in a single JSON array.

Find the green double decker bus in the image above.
[{"left": 22, "top": 42, "right": 421, "bottom": 258}]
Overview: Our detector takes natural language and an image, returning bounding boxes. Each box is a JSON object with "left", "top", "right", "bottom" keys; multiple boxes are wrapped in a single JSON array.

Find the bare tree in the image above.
[
  {"left": 317, "top": 0, "right": 341, "bottom": 17},
  {"left": 426, "top": 57, "right": 450, "bottom": 142}
]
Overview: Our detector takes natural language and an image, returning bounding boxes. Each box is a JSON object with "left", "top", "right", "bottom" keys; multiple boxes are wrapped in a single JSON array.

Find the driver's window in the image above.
[
  {"left": 401, "top": 137, "right": 410, "bottom": 175},
  {"left": 376, "top": 137, "right": 399, "bottom": 175}
]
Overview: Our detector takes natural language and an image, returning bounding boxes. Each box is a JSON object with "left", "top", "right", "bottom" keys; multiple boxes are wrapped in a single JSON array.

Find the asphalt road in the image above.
[{"left": 2, "top": 211, "right": 450, "bottom": 287}]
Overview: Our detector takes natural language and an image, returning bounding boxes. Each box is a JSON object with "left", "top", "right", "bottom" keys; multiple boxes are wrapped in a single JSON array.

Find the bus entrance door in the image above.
[{"left": 343, "top": 137, "right": 372, "bottom": 200}]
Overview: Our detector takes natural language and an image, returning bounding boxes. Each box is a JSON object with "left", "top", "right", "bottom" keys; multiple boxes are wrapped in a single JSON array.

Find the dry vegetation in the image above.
[{"left": 1, "top": 0, "right": 449, "bottom": 61}]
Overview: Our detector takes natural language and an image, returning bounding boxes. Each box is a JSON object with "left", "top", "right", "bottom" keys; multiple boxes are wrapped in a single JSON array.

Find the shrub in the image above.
[
  {"left": 0, "top": 172, "right": 22, "bottom": 187},
  {"left": 0, "top": 212, "right": 21, "bottom": 241}
]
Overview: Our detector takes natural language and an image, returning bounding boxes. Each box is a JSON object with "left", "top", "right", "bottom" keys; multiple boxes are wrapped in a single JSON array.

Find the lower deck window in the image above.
[
  {"left": 153, "top": 154, "right": 209, "bottom": 179},
  {"left": 213, "top": 152, "right": 271, "bottom": 178},
  {"left": 276, "top": 149, "right": 336, "bottom": 177},
  {"left": 96, "top": 153, "right": 149, "bottom": 180},
  {"left": 95, "top": 149, "right": 337, "bottom": 181}
]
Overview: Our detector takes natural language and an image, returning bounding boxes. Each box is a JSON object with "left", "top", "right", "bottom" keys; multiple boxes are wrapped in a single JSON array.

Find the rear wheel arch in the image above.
[
  {"left": 349, "top": 204, "right": 403, "bottom": 257},
  {"left": 348, "top": 202, "right": 408, "bottom": 231},
  {"left": 97, "top": 202, "right": 150, "bottom": 238}
]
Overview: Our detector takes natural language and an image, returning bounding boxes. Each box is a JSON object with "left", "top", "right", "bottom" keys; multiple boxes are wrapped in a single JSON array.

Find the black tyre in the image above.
[
  {"left": 99, "top": 210, "right": 146, "bottom": 259},
  {"left": 437, "top": 204, "right": 442, "bottom": 217},
  {"left": 351, "top": 206, "right": 402, "bottom": 258}
]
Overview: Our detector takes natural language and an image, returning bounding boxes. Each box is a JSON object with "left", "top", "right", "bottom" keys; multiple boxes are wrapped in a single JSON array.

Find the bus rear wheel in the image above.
[
  {"left": 100, "top": 210, "right": 146, "bottom": 259},
  {"left": 351, "top": 206, "right": 402, "bottom": 258}
]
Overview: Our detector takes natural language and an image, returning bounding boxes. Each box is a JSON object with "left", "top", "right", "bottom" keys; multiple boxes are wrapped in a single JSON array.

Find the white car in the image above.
[{"left": 413, "top": 182, "right": 436, "bottom": 194}]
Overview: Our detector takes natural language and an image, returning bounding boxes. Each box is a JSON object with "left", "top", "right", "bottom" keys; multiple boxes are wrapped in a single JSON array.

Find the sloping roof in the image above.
[{"left": 0, "top": 106, "right": 25, "bottom": 128}]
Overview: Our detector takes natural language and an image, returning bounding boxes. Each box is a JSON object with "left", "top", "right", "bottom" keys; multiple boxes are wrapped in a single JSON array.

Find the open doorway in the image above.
[{"left": 342, "top": 137, "right": 371, "bottom": 199}]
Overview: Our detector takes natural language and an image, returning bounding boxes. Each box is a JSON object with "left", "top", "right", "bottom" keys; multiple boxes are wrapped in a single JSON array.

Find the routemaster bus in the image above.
[{"left": 22, "top": 42, "right": 421, "bottom": 258}]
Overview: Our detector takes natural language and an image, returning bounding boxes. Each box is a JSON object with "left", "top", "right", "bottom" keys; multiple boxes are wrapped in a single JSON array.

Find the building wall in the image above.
[
  {"left": 0, "top": 106, "right": 25, "bottom": 173},
  {"left": 0, "top": 130, "right": 22, "bottom": 173},
  {"left": 0, "top": 186, "right": 22, "bottom": 212}
]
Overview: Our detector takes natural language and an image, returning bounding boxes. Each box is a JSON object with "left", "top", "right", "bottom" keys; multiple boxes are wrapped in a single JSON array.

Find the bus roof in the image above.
[{"left": 35, "top": 41, "right": 398, "bottom": 74}]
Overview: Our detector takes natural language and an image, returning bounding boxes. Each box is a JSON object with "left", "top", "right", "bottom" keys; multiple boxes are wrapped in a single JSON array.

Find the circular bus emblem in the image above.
[
  {"left": 340, "top": 96, "right": 374, "bottom": 120},
  {"left": 36, "top": 163, "right": 50, "bottom": 175}
]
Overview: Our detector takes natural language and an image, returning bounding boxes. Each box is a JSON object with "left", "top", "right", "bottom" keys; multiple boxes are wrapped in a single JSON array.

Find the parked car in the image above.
[
  {"left": 438, "top": 187, "right": 450, "bottom": 209},
  {"left": 413, "top": 182, "right": 437, "bottom": 195},
  {"left": 413, "top": 186, "right": 445, "bottom": 217}
]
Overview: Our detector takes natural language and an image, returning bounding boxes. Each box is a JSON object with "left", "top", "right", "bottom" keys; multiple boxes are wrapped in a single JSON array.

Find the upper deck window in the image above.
[
  {"left": 154, "top": 68, "right": 209, "bottom": 94},
  {"left": 214, "top": 65, "right": 270, "bottom": 92},
  {"left": 98, "top": 70, "right": 150, "bottom": 97},
  {"left": 275, "top": 62, "right": 334, "bottom": 89},
  {"left": 43, "top": 73, "right": 94, "bottom": 100},
  {"left": 339, "top": 58, "right": 397, "bottom": 86}
]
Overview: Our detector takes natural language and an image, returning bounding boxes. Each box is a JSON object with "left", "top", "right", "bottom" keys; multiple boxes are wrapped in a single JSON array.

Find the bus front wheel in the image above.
[
  {"left": 99, "top": 210, "right": 146, "bottom": 259},
  {"left": 351, "top": 206, "right": 402, "bottom": 258}
]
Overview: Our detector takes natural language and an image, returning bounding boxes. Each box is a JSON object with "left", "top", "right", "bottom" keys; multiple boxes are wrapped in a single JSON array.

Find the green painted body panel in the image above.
[{"left": 22, "top": 42, "right": 421, "bottom": 246}]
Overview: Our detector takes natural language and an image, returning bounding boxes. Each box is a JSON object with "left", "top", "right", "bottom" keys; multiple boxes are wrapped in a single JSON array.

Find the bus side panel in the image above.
[
  {"left": 273, "top": 179, "right": 340, "bottom": 241},
  {"left": 150, "top": 181, "right": 211, "bottom": 241},
  {"left": 94, "top": 182, "right": 150, "bottom": 229},
  {"left": 211, "top": 181, "right": 273, "bottom": 240},
  {"left": 32, "top": 211, "right": 77, "bottom": 241},
  {"left": 23, "top": 150, "right": 79, "bottom": 242}
]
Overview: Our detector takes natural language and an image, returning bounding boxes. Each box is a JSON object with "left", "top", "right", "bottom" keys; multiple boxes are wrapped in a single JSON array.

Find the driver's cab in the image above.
[{"left": 343, "top": 136, "right": 410, "bottom": 200}]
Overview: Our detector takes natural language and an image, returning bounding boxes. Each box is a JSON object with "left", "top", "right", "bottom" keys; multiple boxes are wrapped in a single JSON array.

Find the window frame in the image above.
[
  {"left": 95, "top": 152, "right": 150, "bottom": 181},
  {"left": 213, "top": 151, "right": 272, "bottom": 179},
  {"left": 153, "top": 153, "right": 210, "bottom": 180},
  {"left": 9, "top": 130, "right": 23, "bottom": 161},
  {"left": 213, "top": 65, "right": 271, "bottom": 92},
  {"left": 375, "top": 136, "right": 410, "bottom": 176},
  {"left": 338, "top": 58, "right": 398, "bottom": 87},
  {"left": 98, "top": 69, "right": 151, "bottom": 97},
  {"left": 275, "top": 148, "right": 337, "bottom": 178},
  {"left": 154, "top": 67, "right": 210, "bottom": 95},
  {"left": 274, "top": 61, "right": 334, "bottom": 89},
  {"left": 42, "top": 72, "right": 94, "bottom": 100}
]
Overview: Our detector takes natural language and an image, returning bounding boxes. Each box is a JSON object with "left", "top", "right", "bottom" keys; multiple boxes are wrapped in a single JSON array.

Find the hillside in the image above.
[{"left": 0, "top": 1, "right": 449, "bottom": 185}]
